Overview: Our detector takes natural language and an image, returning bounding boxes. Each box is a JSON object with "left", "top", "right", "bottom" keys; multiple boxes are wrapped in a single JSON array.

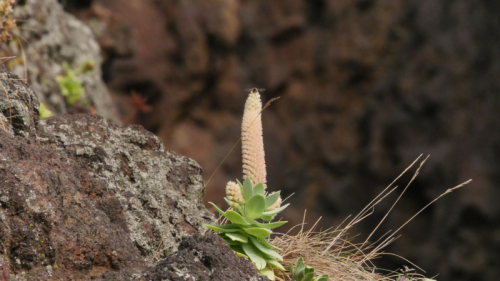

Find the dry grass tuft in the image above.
[
  {"left": 0, "top": 0, "right": 16, "bottom": 42},
  {"left": 272, "top": 219, "right": 386, "bottom": 281},
  {"left": 265, "top": 155, "right": 471, "bottom": 281}
]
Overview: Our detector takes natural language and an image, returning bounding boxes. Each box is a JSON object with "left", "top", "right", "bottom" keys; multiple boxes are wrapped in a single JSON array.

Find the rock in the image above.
[
  {"left": 0, "top": 71, "right": 39, "bottom": 138},
  {"left": 0, "top": 69, "right": 222, "bottom": 280},
  {"left": 1, "top": 0, "right": 120, "bottom": 123},
  {"left": 144, "top": 233, "right": 269, "bottom": 281},
  {"left": 60, "top": 1, "right": 135, "bottom": 69}
]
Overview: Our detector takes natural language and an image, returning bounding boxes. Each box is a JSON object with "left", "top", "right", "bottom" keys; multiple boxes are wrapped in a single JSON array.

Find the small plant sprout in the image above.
[
  {"left": 39, "top": 103, "right": 52, "bottom": 119},
  {"left": 56, "top": 61, "right": 93, "bottom": 106},
  {"left": 204, "top": 88, "right": 288, "bottom": 280},
  {"left": 289, "top": 257, "right": 329, "bottom": 281}
]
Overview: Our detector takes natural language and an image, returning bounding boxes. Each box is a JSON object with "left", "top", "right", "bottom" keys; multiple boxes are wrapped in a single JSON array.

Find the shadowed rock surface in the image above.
[
  {"left": 0, "top": 69, "right": 270, "bottom": 280},
  {"left": 145, "top": 233, "right": 269, "bottom": 281}
]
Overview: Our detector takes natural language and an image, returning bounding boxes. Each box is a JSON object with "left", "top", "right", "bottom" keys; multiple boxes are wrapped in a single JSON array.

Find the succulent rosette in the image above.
[{"left": 204, "top": 177, "right": 288, "bottom": 279}]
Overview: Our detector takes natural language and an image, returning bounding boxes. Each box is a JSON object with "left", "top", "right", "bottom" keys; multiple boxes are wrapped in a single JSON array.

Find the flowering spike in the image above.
[
  {"left": 226, "top": 181, "right": 245, "bottom": 207},
  {"left": 242, "top": 88, "right": 267, "bottom": 188}
]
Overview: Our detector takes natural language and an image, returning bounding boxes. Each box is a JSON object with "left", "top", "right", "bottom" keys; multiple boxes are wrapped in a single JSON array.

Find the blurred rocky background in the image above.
[{"left": 2, "top": 0, "right": 500, "bottom": 280}]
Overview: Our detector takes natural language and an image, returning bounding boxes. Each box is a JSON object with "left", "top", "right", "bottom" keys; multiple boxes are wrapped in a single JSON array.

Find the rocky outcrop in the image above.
[
  {"left": 0, "top": 69, "right": 270, "bottom": 280},
  {"left": 1, "top": 0, "right": 120, "bottom": 123}
]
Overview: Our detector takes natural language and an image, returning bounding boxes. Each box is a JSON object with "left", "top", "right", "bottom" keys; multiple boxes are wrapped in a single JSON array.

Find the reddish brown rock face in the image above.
[
  {"left": 0, "top": 69, "right": 225, "bottom": 280},
  {"left": 0, "top": 65, "right": 269, "bottom": 280}
]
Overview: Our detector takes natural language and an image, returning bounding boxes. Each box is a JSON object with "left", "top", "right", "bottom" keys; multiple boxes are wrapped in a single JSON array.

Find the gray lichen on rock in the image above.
[
  {"left": 37, "top": 114, "right": 215, "bottom": 259},
  {"left": 0, "top": 70, "right": 39, "bottom": 138},
  {"left": 3, "top": 0, "right": 119, "bottom": 123},
  {"left": 0, "top": 69, "right": 215, "bottom": 280}
]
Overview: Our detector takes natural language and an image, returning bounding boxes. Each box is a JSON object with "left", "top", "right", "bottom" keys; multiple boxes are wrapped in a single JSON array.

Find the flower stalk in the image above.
[{"left": 242, "top": 88, "right": 267, "bottom": 188}]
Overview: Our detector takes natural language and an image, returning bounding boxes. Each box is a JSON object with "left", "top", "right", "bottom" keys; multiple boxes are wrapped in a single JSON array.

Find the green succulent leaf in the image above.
[
  {"left": 265, "top": 191, "right": 281, "bottom": 209},
  {"left": 242, "top": 177, "right": 254, "bottom": 201},
  {"left": 297, "top": 270, "right": 305, "bottom": 280},
  {"left": 241, "top": 243, "right": 267, "bottom": 270},
  {"left": 220, "top": 235, "right": 240, "bottom": 245},
  {"left": 253, "top": 183, "right": 265, "bottom": 196},
  {"left": 262, "top": 203, "right": 290, "bottom": 216},
  {"left": 242, "top": 227, "right": 272, "bottom": 238},
  {"left": 302, "top": 272, "right": 316, "bottom": 281},
  {"left": 225, "top": 210, "right": 251, "bottom": 226},
  {"left": 245, "top": 194, "right": 266, "bottom": 219},
  {"left": 265, "top": 258, "right": 285, "bottom": 270},
  {"left": 289, "top": 257, "right": 329, "bottom": 281},
  {"left": 259, "top": 268, "right": 275, "bottom": 280},
  {"left": 204, "top": 224, "right": 240, "bottom": 233},
  {"left": 260, "top": 214, "right": 274, "bottom": 222},
  {"left": 226, "top": 233, "right": 248, "bottom": 243},
  {"left": 258, "top": 237, "right": 282, "bottom": 251},
  {"left": 230, "top": 245, "right": 248, "bottom": 258},
  {"left": 305, "top": 266, "right": 315, "bottom": 275},
  {"left": 235, "top": 179, "right": 248, "bottom": 201},
  {"left": 208, "top": 202, "right": 226, "bottom": 216},
  {"left": 248, "top": 236, "right": 283, "bottom": 261},
  {"left": 292, "top": 257, "right": 306, "bottom": 279},
  {"left": 235, "top": 251, "right": 249, "bottom": 258},
  {"left": 236, "top": 179, "right": 244, "bottom": 189},
  {"left": 316, "top": 274, "right": 330, "bottom": 281},
  {"left": 250, "top": 219, "right": 287, "bottom": 229},
  {"left": 217, "top": 224, "right": 241, "bottom": 230}
]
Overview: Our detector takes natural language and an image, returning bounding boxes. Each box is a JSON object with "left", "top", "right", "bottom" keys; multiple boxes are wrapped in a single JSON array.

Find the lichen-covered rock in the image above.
[
  {"left": 0, "top": 70, "right": 39, "bottom": 138},
  {"left": 144, "top": 233, "right": 269, "bottom": 281},
  {"left": 1, "top": 0, "right": 120, "bottom": 123},
  {"left": 0, "top": 70, "right": 216, "bottom": 280}
]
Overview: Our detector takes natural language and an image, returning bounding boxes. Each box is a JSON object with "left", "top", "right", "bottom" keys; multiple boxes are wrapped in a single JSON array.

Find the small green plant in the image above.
[
  {"left": 56, "top": 61, "right": 93, "bottom": 105},
  {"left": 289, "top": 257, "right": 329, "bottom": 281},
  {"left": 204, "top": 89, "right": 287, "bottom": 280},
  {"left": 205, "top": 177, "right": 288, "bottom": 279},
  {"left": 39, "top": 103, "right": 52, "bottom": 119}
]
